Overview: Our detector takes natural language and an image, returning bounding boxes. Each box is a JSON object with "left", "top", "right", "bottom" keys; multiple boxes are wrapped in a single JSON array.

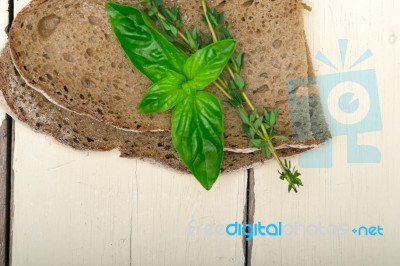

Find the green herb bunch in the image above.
[{"left": 106, "top": 0, "right": 303, "bottom": 192}]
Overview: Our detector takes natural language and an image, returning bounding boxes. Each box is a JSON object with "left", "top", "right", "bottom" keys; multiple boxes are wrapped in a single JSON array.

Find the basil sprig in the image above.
[
  {"left": 106, "top": 2, "right": 186, "bottom": 83},
  {"left": 106, "top": 3, "right": 236, "bottom": 190}
]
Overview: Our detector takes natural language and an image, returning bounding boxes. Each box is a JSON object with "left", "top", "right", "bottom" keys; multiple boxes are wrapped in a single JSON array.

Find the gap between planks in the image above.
[
  {"left": 0, "top": 0, "right": 15, "bottom": 265},
  {"left": 0, "top": 116, "right": 14, "bottom": 266},
  {"left": 243, "top": 168, "right": 255, "bottom": 266}
]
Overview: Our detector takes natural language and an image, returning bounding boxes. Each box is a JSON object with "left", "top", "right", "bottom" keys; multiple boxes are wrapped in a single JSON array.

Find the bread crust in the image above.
[
  {"left": 9, "top": 0, "right": 328, "bottom": 150},
  {"left": 1, "top": 45, "right": 315, "bottom": 173}
]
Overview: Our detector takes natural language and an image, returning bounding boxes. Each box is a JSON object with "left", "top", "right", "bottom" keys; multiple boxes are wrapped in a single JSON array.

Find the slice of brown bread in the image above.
[
  {"left": 0, "top": 45, "right": 314, "bottom": 174},
  {"left": 9, "top": 0, "right": 329, "bottom": 150}
]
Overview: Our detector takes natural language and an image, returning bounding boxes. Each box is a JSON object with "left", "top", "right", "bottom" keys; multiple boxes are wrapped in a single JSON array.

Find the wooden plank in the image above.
[
  {"left": 0, "top": 121, "right": 9, "bottom": 266},
  {"left": 251, "top": 0, "right": 400, "bottom": 265},
  {"left": 0, "top": 122, "right": 7, "bottom": 266},
  {"left": 9, "top": 1, "right": 248, "bottom": 265},
  {"left": 11, "top": 125, "right": 247, "bottom": 266},
  {"left": 0, "top": 0, "right": 11, "bottom": 264}
]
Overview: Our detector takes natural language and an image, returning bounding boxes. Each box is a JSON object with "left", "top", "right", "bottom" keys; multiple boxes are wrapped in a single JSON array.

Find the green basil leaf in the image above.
[
  {"left": 138, "top": 71, "right": 186, "bottom": 114},
  {"left": 106, "top": 3, "right": 187, "bottom": 83},
  {"left": 171, "top": 92, "right": 224, "bottom": 190},
  {"left": 183, "top": 39, "right": 236, "bottom": 90}
]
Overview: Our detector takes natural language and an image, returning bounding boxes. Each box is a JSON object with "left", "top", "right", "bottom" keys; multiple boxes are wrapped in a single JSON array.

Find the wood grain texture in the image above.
[
  {"left": 0, "top": 120, "right": 8, "bottom": 266},
  {"left": 252, "top": 0, "right": 400, "bottom": 265},
  {"left": 0, "top": 0, "right": 10, "bottom": 264},
  {"left": 11, "top": 124, "right": 246, "bottom": 266}
]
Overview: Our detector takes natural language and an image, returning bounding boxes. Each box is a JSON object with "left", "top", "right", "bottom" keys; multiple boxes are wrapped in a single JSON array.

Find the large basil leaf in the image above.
[
  {"left": 106, "top": 3, "right": 187, "bottom": 83},
  {"left": 138, "top": 71, "right": 186, "bottom": 114},
  {"left": 171, "top": 92, "right": 224, "bottom": 190},
  {"left": 183, "top": 39, "right": 236, "bottom": 90}
]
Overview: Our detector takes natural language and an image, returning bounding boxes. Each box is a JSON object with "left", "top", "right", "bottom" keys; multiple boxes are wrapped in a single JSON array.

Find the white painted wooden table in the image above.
[{"left": 1, "top": 0, "right": 400, "bottom": 265}]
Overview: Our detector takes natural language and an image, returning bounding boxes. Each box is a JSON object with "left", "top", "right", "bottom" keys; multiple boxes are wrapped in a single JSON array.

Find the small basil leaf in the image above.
[
  {"left": 171, "top": 92, "right": 224, "bottom": 190},
  {"left": 228, "top": 79, "right": 237, "bottom": 90},
  {"left": 249, "top": 139, "right": 262, "bottom": 148},
  {"left": 239, "top": 108, "right": 250, "bottom": 125},
  {"left": 271, "top": 135, "right": 289, "bottom": 141},
  {"left": 148, "top": 6, "right": 158, "bottom": 16},
  {"left": 269, "top": 107, "right": 278, "bottom": 127},
  {"left": 261, "top": 142, "right": 272, "bottom": 158},
  {"left": 254, "top": 116, "right": 264, "bottom": 130},
  {"left": 249, "top": 128, "right": 256, "bottom": 139},
  {"left": 233, "top": 73, "right": 245, "bottom": 91},
  {"left": 183, "top": 39, "right": 236, "bottom": 90},
  {"left": 250, "top": 110, "right": 257, "bottom": 123},
  {"left": 185, "top": 29, "right": 196, "bottom": 48},
  {"left": 161, "top": 19, "right": 171, "bottom": 30},
  {"left": 263, "top": 123, "right": 271, "bottom": 131},
  {"left": 106, "top": 3, "right": 187, "bottom": 83},
  {"left": 242, "top": 123, "right": 251, "bottom": 135},
  {"left": 263, "top": 108, "right": 270, "bottom": 122},
  {"left": 138, "top": 71, "right": 186, "bottom": 114},
  {"left": 272, "top": 107, "right": 279, "bottom": 122},
  {"left": 235, "top": 52, "right": 245, "bottom": 70}
]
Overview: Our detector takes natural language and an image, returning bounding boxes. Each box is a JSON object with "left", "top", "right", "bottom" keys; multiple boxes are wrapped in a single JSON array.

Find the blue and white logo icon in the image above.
[{"left": 299, "top": 39, "right": 382, "bottom": 168}]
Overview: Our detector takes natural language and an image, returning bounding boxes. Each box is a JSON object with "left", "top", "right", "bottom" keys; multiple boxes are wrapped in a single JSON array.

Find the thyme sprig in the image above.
[{"left": 139, "top": 0, "right": 303, "bottom": 192}]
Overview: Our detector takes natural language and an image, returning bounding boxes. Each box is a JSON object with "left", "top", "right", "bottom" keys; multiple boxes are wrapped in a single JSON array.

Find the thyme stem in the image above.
[
  {"left": 201, "top": 0, "right": 218, "bottom": 42},
  {"left": 156, "top": 12, "right": 192, "bottom": 47},
  {"left": 213, "top": 80, "right": 232, "bottom": 100},
  {"left": 201, "top": 0, "right": 298, "bottom": 192}
]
